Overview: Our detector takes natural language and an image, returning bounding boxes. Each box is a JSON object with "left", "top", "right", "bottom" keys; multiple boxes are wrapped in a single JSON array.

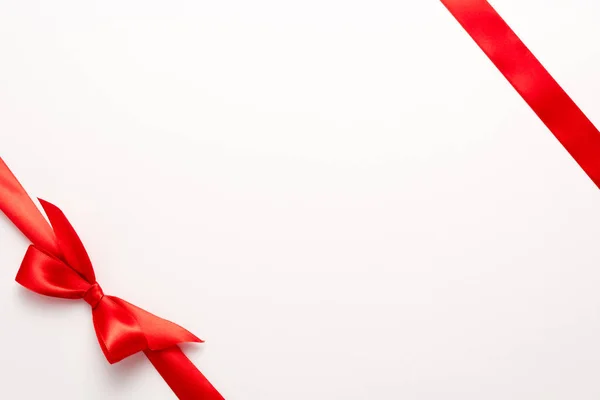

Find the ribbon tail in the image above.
[{"left": 145, "top": 347, "right": 224, "bottom": 400}]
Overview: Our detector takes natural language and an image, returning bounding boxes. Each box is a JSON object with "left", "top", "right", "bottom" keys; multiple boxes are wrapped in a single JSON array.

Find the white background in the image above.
[{"left": 1, "top": 0, "right": 600, "bottom": 399}]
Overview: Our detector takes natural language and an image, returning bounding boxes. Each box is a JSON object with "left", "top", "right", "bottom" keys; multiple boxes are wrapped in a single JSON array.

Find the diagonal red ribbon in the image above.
[
  {"left": 441, "top": 0, "right": 600, "bottom": 188},
  {"left": 0, "top": 158, "right": 224, "bottom": 400},
  {"left": 5, "top": 4, "right": 598, "bottom": 398}
]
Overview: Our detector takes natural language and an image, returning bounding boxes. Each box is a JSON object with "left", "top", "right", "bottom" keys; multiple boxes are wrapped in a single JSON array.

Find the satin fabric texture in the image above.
[
  {"left": 441, "top": 0, "right": 600, "bottom": 188},
  {"left": 2, "top": 1, "right": 599, "bottom": 399},
  {"left": 0, "top": 158, "right": 223, "bottom": 399}
]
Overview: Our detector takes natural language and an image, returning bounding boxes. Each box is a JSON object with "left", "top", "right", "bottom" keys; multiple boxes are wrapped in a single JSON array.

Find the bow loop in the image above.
[
  {"left": 92, "top": 296, "right": 202, "bottom": 364},
  {"left": 13, "top": 205, "right": 201, "bottom": 365},
  {"left": 16, "top": 245, "right": 91, "bottom": 299}
]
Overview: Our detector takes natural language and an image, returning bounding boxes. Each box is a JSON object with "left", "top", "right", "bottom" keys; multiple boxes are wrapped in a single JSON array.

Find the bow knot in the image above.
[
  {"left": 0, "top": 158, "right": 225, "bottom": 399},
  {"left": 9, "top": 199, "right": 202, "bottom": 364},
  {"left": 84, "top": 283, "right": 104, "bottom": 309}
]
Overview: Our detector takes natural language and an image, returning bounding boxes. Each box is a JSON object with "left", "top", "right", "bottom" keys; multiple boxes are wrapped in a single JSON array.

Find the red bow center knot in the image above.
[
  {"left": 84, "top": 283, "right": 104, "bottom": 309},
  {"left": 15, "top": 199, "right": 202, "bottom": 365}
]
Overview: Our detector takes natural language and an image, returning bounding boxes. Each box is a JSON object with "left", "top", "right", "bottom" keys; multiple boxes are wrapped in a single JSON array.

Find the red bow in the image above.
[
  {"left": 18, "top": 198, "right": 202, "bottom": 363},
  {"left": 0, "top": 158, "right": 224, "bottom": 399}
]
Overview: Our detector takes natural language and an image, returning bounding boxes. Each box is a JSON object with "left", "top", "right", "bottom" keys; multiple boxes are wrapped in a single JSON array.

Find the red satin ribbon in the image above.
[
  {"left": 0, "top": 158, "right": 224, "bottom": 400},
  {"left": 5, "top": 4, "right": 598, "bottom": 398},
  {"left": 441, "top": 0, "right": 600, "bottom": 187}
]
